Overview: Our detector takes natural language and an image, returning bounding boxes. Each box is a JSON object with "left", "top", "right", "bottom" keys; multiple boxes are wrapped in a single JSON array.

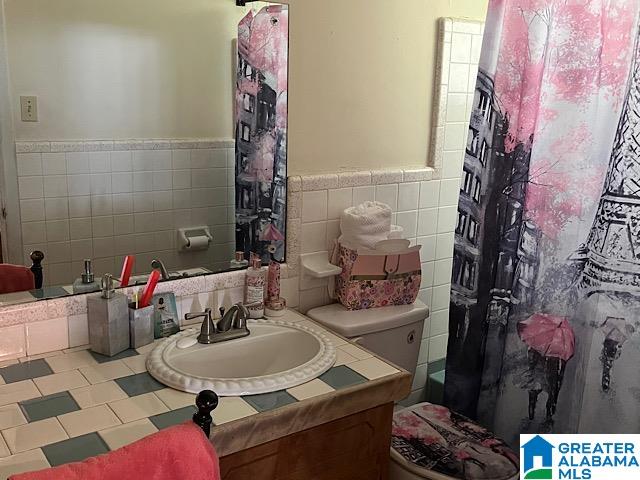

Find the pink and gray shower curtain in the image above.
[{"left": 445, "top": 0, "right": 640, "bottom": 445}]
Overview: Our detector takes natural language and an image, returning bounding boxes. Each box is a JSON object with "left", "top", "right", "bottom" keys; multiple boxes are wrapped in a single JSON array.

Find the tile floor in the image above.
[{"left": 0, "top": 323, "right": 398, "bottom": 477}]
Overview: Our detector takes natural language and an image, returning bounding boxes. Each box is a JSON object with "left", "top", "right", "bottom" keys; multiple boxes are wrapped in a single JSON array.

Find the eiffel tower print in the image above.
[{"left": 576, "top": 25, "right": 640, "bottom": 294}]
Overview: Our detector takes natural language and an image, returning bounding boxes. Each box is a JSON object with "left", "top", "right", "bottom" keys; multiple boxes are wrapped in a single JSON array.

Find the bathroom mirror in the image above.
[{"left": 0, "top": 0, "right": 288, "bottom": 305}]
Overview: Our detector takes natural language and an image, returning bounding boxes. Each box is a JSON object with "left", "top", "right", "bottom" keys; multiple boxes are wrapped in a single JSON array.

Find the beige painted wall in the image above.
[
  {"left": 287, "top": 0, "right": 487, "bottom": 175},
  {"left": 4, "top": 0, "right": 268, "bottom": 141},
  {"left": 4, "top": 0, "right": 488, "bottom": 174}
]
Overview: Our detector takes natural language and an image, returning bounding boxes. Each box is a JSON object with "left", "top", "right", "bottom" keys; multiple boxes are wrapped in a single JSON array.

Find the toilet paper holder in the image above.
[{"left": 177, "top": 226, "right": 214, "bottom": 252}]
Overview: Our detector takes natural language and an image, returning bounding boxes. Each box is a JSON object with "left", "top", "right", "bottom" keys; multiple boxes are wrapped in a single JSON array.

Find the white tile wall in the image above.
[
  {"left": 0, "top": 326, "right": 26, "bottom": 362},
  {"left": 400, "top": 17, "right": 482, "bottom": 402},
  {"left": 25, "top": 317, "right": 69, "bottom": 356},
  {"left": 430, "top": 17, "right": 483, "bottom": 181},
  {"left": 5, "top": 171, "right": 452, "bottom": 406},
  {"left": 16, "top": 140, "right": 236, "bottom": 285},
  {"left": 288, "top": 167, "right": 456, "bottom": 403}
]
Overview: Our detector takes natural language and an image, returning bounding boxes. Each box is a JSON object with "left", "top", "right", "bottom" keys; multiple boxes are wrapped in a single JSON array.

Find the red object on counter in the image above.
[
  {"left": 0, "top": 265, "right": 35, "bottom": 294},
  {"left": 139, "top": 269, "right": 160, "bottom": 308},
  {"left": 119, "top": 255, "right": 135, "bottom": 288},
  {"left": 9, "top": 422, "right": 220, "bottom": 480}
]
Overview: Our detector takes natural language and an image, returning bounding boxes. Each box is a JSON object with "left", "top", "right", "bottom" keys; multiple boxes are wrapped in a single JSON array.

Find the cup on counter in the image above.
[{"left": 129, "top": 303, "right": 155, "bottom": 349}]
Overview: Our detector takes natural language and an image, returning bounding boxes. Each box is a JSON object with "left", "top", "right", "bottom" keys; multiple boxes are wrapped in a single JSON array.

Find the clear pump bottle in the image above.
[{"left": 245, "top": 255, "right": 265, "bottom": 318}]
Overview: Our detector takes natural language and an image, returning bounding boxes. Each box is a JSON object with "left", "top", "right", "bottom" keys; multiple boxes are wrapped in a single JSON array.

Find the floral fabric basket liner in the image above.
[
  {"left": 391, "top": 402, "right": 519, "bottom": 480},
  {"left": 333, "top": 239, "right": 421, "bottom": 310}
]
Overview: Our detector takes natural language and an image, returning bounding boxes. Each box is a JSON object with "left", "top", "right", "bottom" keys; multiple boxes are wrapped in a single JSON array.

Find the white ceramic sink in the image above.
[{"left": 146, "top": 318, "right": 336, "bottom": 396}]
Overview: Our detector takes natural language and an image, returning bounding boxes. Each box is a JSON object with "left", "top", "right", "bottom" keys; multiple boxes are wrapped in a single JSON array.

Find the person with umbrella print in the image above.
[
  {"left": 599, "top": 316, "right": 635, "bottom": 392},
  {"left": 517, "top": 314, "right": 576, "bottom": 421}
]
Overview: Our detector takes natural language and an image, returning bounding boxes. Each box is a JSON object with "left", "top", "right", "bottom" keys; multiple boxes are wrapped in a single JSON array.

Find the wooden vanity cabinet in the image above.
[{"left": 219, "top": 403, "right": 394, "bottom": 480}]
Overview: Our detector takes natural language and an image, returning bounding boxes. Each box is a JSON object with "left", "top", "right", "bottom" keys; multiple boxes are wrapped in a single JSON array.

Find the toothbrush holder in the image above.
[
  {"left": 129, "top": 304, "right": 155, "bottom": 349},
  {"left": 87, "top": 292, "right": 130, "bottom": 357}
]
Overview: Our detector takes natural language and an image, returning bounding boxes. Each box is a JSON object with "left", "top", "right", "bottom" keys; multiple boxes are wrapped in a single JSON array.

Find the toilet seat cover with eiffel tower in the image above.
[{"left": 391, "top": 402, "right": 519, "bottom": 479}]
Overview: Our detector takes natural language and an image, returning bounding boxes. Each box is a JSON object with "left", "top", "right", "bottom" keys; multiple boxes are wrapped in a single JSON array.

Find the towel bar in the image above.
[{"left": 193, "top": 390, "right": 219, "bottom": 437}]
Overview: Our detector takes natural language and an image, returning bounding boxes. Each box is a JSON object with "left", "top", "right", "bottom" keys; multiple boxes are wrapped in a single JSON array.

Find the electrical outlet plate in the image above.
[{"left": 20, "top": 96, "right": 38, "bottom": 122}]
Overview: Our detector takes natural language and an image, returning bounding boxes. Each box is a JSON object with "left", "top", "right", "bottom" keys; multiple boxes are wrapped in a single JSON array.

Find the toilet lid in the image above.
[{"left": 391, "top": 403, "right": 519, "bottom": 480}]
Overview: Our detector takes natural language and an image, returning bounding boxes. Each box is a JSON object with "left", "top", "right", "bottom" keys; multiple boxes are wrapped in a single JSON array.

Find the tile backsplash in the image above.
[
  {"left": 1, "top": 166, "right": 458, "bottom": 408},
  {"left": 287, "top": 167, "right": 457, "bottom": 404},
  {"left": 0, "top": 269, "right": 298, "bottom": 362},
  {"left": 15, "top": 139, "right": 236, "bottom": 286}
]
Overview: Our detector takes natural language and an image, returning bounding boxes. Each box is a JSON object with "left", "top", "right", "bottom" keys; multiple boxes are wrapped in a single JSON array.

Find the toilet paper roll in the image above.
[{"left": 186, "top": 235, "right": 210, "bottom": 251}]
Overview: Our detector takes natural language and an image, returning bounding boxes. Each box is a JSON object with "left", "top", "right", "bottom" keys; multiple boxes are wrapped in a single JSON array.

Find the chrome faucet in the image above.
[
  {"left": 185, "top": 304, "right": 250, "bottom": 344},
  {"left": 217, "top": 304, "right": 249, "bottom": 332},
  {"left": 151, "top": 259, "right": 169, "bottom": 280}
]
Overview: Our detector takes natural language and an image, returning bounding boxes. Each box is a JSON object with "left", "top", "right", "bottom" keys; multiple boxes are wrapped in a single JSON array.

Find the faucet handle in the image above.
[
  {"left": 185, "top": 308, "right": 212, "bottom": 322},
  {"left": 194, "top": 308, "right": 217, "bottom": 344}
]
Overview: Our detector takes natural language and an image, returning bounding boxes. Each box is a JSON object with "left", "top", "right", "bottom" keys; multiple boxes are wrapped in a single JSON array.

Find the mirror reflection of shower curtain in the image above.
[
  {"left": 235, "top": 5, "right": 288, "bottom": 263},
  {"left": 444, "top": 0, "right": 640, "bottom": 446}
]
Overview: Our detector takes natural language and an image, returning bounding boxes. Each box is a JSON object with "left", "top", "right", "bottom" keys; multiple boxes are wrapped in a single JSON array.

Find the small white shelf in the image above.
[{"left": 300, "top": 252, "right": 342, "bottom": 279}]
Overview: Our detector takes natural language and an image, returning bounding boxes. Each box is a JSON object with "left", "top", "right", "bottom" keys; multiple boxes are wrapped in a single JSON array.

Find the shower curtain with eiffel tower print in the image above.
[{"left": 444, "top": 0, "right": 640, "bottom": 446}]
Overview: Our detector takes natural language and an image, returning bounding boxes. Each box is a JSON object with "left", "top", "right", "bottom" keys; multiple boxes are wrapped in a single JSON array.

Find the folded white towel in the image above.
[{"left": 338, "top": 201, "right": 392, "bottom": 249}]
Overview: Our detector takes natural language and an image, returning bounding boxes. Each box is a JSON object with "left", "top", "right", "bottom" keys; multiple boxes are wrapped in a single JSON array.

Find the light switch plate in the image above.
[{"left": 20, "top": 95, "right": 38, "bottom": 122}]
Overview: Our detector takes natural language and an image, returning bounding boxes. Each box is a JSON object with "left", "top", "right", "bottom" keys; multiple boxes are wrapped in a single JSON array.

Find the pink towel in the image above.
[{"left": 10, "top": 422, "right": 220, "bottom": 480}]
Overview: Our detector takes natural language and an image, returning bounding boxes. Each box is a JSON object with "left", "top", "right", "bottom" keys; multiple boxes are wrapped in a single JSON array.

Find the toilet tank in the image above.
[{"left": 307, "top": 300, "right": 429, "bottom": 376}]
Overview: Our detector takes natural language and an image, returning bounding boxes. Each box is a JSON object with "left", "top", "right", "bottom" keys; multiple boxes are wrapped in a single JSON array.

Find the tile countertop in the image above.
[{"left": 0, "top": 309, "right": 411, "bottom": 478}]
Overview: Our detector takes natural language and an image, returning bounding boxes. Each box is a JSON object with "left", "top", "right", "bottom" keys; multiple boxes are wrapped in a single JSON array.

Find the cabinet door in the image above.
[{"left": 220, "top": 403, "right": 393, "bottom": 480}]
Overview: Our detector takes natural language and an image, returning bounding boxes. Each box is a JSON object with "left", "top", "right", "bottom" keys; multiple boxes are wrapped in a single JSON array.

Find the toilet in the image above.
[
  {"left": 307, "top": 301, "right": 519, "bottom": 480},
  {"left": 308, "top": 300, "right": 428, "bottom": 373}
]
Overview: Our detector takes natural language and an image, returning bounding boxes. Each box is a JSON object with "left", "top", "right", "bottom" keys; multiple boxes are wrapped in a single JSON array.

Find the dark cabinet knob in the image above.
[
  {"left": 30, "top": 250, "right": 45, "bottom": 289},
  {"left": 193, "top": 390, "right": 219, "bottom": 437}
]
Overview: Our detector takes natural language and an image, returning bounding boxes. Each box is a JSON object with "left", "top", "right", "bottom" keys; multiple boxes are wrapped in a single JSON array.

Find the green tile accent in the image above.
[
  {"left": 242, "top": 391, "right": 297, "bottom": 412},
  {"left": 115, "top": 372, "right": 165, "bottom": 397},
  {"left": 149, "top": 406, "right": 197, "bottom": 430},
  {"left": 427, "top": 358, "right": 446, "bottom": 374},
  {"left": 42, "top": 433, "right": 110, "bottom": 467},
  {"left": 427, "top": 370, "right": 446, "bottom": 405},
  {"left": 20, "top": 391, "right": 80, "bottom": 422},
  {"left": 90, "top": 349, "right": 139, "bottom": 364},
  {"left": 318, "top": 366, "right": 367, "bottom": 390},
  {"left": 0, "top": 359, "right": 53, "bottom": 384},
  {"left": 429, "top": 370, "right": 445, "bottom": 385}
]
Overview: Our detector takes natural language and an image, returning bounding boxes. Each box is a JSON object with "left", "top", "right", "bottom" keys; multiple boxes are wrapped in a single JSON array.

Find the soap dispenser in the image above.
[
  {"left": 72, "top": 259, "right": 100, "bottom": 294},
  {"left": 87, "top": 273, "right": 130, "bottom": 357},
  {"left": 230, "top": 251, "right": 249, "bottom": 269}
]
